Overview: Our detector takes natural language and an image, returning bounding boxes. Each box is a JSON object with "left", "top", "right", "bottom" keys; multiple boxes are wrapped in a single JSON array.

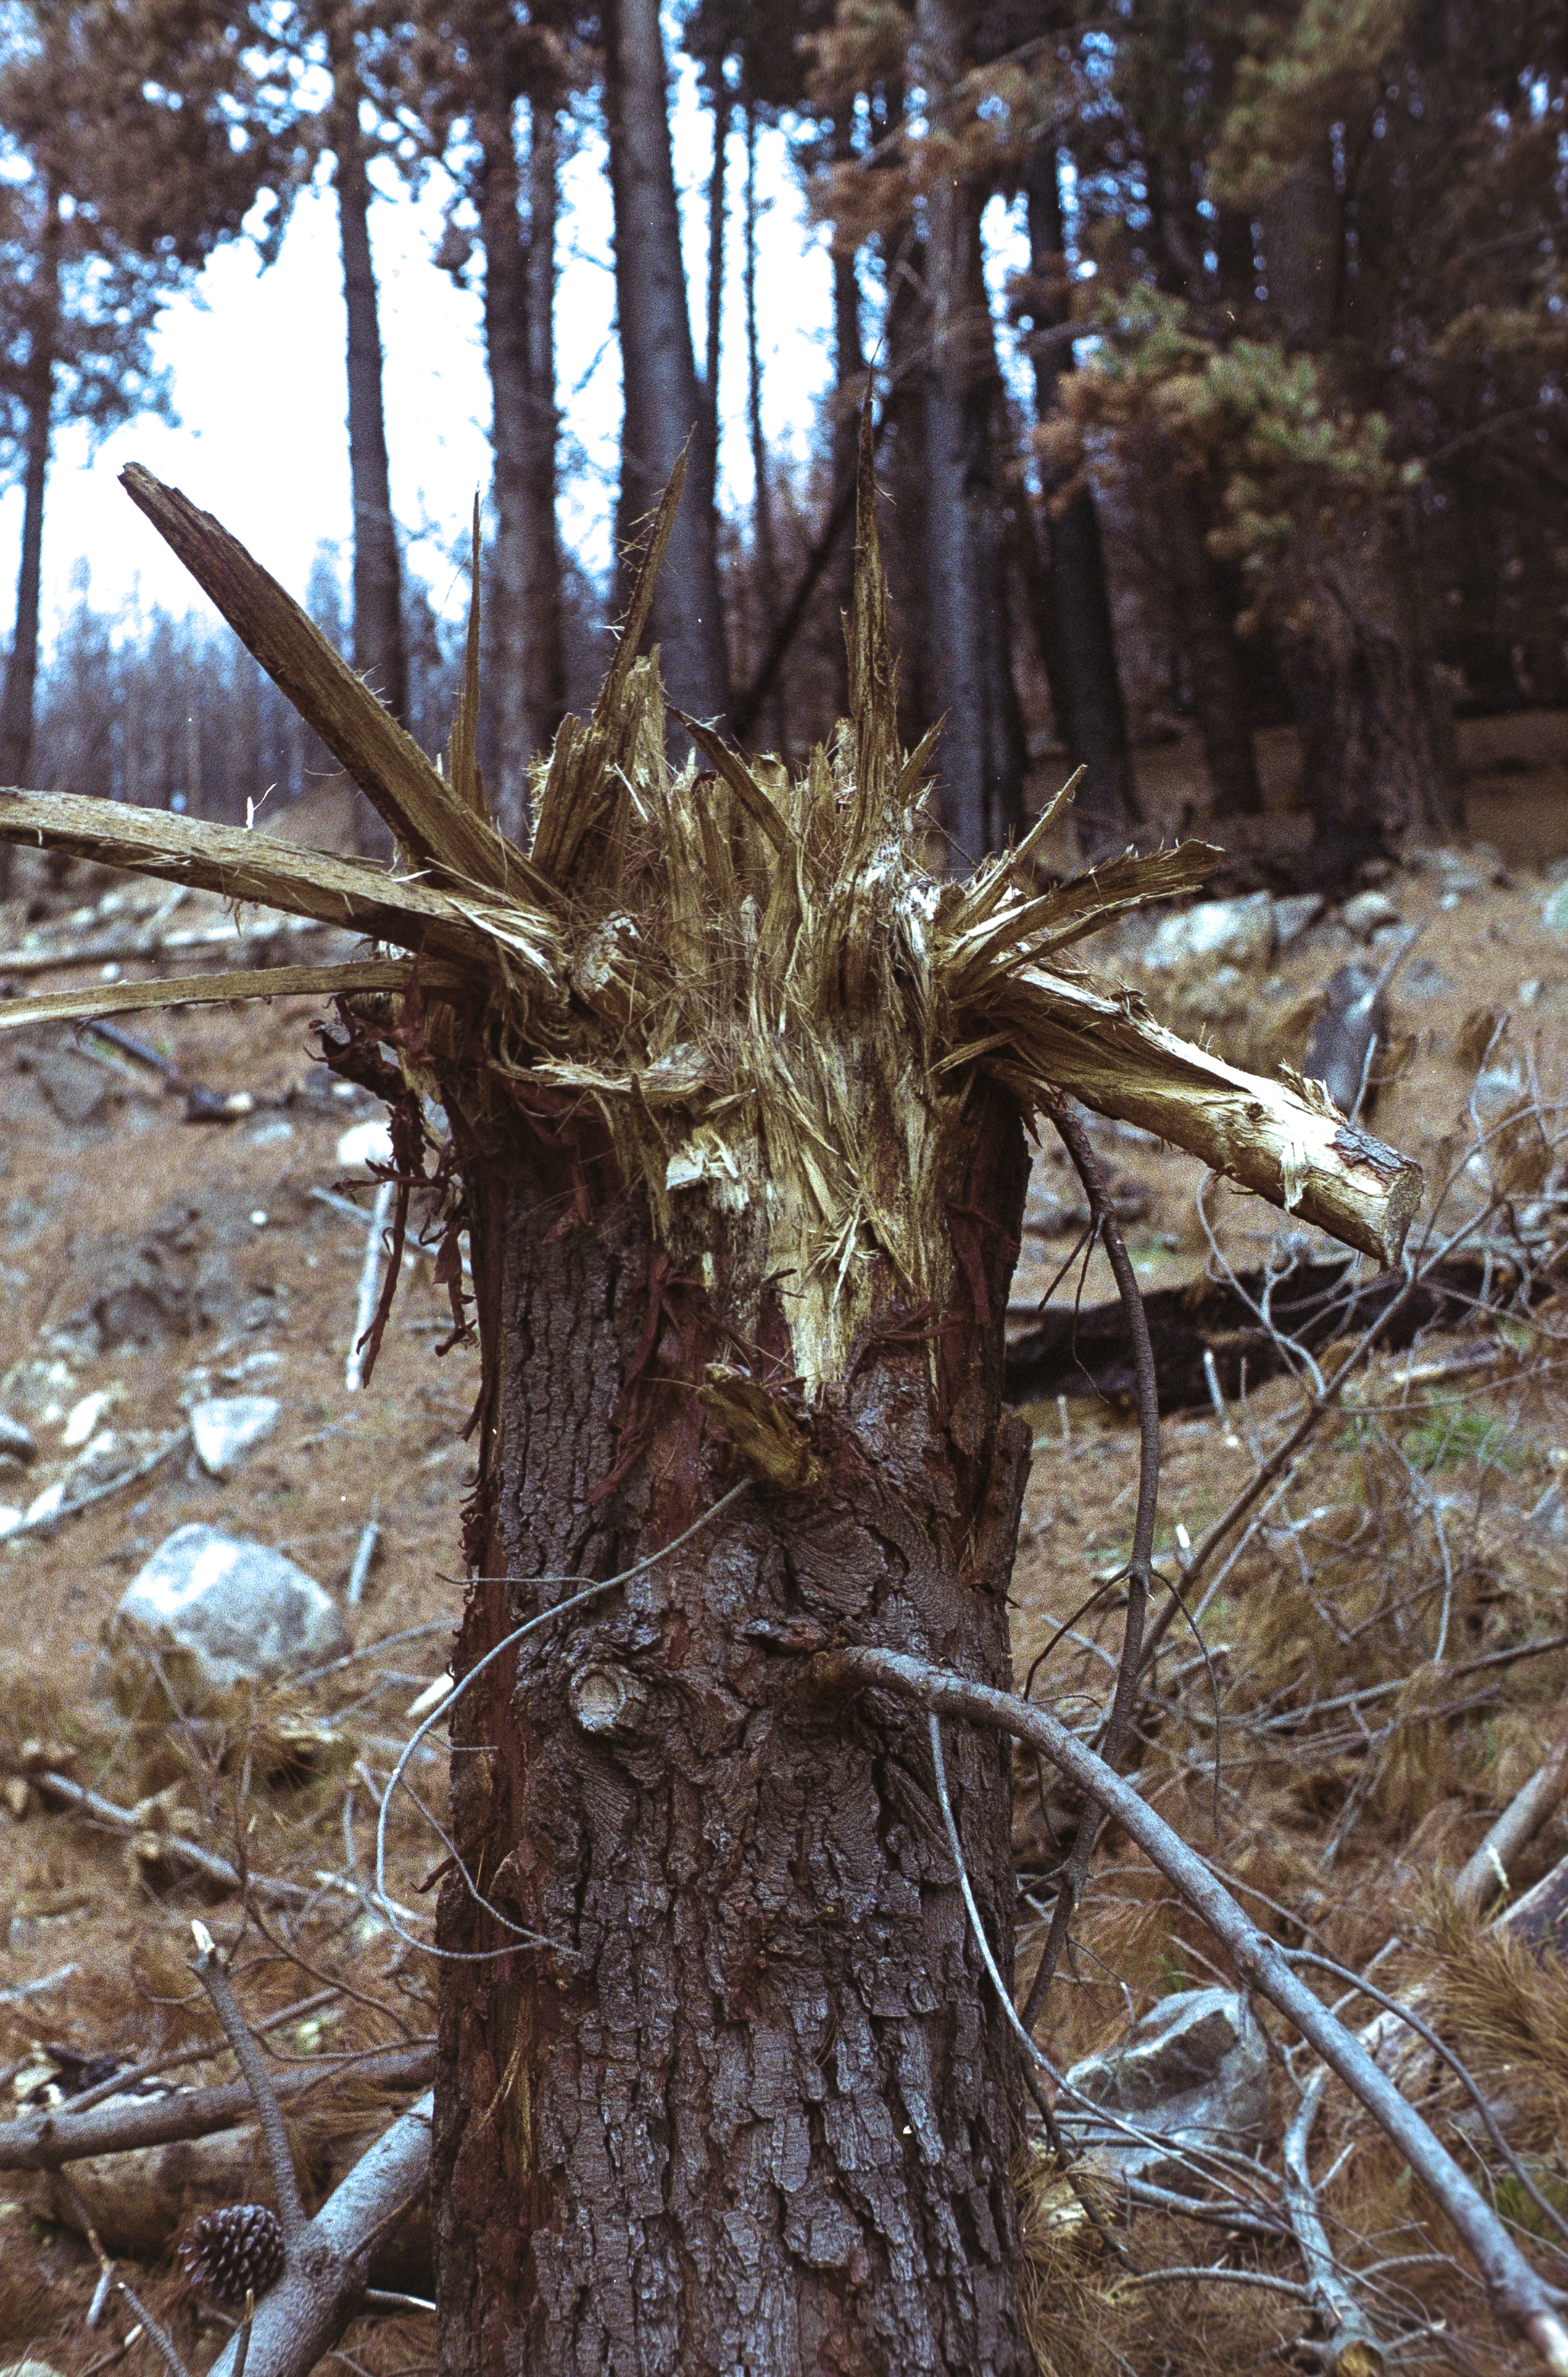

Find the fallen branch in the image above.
[
  {"left": 1454, "top": 1720, "right": 1568, "bottom": 1916},
  {"left": 1282, "top": 2071, "right": 1388, "bottom": 2375},
  {"left": 204, "top": 2086, "right": 434, "bottom": 2377},
  {"left": 16, "top": 1766, "right": 310, "bottom": 1906},
  {"left": 0, "top": 957, "right": 454, "bottom": 1037},
  {"left": 809, "top": 1643, "right": 1568, "bottom": 2373},
  {"left": 0, "top": 2042, "right": 434, "bottom": 2173},
  {"left": 1005, "top": 1248, "right": 1525, "bottom": 1413},
  {"left": 4, "top": 1426, "right": 188, "bottom": 1539}
]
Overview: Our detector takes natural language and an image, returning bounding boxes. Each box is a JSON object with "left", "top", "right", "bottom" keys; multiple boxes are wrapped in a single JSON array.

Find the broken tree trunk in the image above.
[
  {"left": 0, "top": 423, "right": 1422, "bottom": 2376},
  {"left": 433, "top": 1077, "right": 1036, "bottom": 2373}
]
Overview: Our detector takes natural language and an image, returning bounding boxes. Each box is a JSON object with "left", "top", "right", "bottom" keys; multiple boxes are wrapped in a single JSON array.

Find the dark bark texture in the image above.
[
  {"left": 433, "top": 1094, "right": 1037, "bottom": 2376},
  {"left": 481, "top": 94, "right": 564, "bottom": 844},
  {"left": 1021, "top": 146, "right": 1140, "bottom": 859},
  {"left": 918, "top": 0, "right": 1026, "bottom": 869},
  {"left": 1284, "top": 499, "right": 1461, "bottom": 889},
  {"left": 1156, "top": 465, "right": 1264, "bottom": 820},
  {"left": 0, "top": 182, "right": 57, "bottom": 795},
  {"left": 880, "top": 226, "right": 934, "bottom": 756},
  {"left": 605, "top": 0, "right": 732, "bottom": 727}
]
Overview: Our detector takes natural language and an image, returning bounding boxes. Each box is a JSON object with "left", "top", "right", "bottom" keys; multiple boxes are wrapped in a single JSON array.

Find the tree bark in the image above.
[
  {"left": 327, "top": 3, "right": 405, "bottom": 858},
  {"left": 1020, "top": 144, "right": 1140, "bottom": 859},
  {"left": 0, "top": 175, "right": 59, "bottom": 903},
  {"left": 744, "top": 100, "right": 785, "bottom": 755},
  {"left": 604, "top": 0, "right": 732, "bottom": 726},
  {"left": 828, "top": 141, "right": 866, "bottom": 722},
  {"left": 881, "top": 223, "right": 934, "bottom": 753},
  {"left": 1254, "top": 136, "right": 1458, "bottom": 880},
  {"left": 432, "top": 1091, "right": 1036, "bottom": 2374},
  {"left": 695, "top": 75, "right": 726, "bottom": 546},
  {"left": 1157, "top": 460, "right": 1265, "bottom": 819},
  {"left": 481, "top": 91, "right": 565, "bottom": 845},
  {"left": 1283, "top": 495, "right": 1462, "bottom": 888},
  {"left": 917, "top": 0, "right": 1027, "bottom": 869}
]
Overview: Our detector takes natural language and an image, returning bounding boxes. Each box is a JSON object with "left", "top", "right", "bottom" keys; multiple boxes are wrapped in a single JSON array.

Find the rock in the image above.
[
  {"left": 1142, "top": 892, "right": 1275, "bottom": 975},
  {"left": 1401, "top": 957, "right": 1452, "bottom": 1001},
  {"left": 109, "top": 1525, "right": 351, "bottom": 1707},
  {"left": 189, "top": 1394, "right": 282, "bottom": 1478},
  {"left": 26, "top": 1047, "right": 112, "bottom": 1126},
  {"left": 1543, "top": 882, "right": 1568, "bottom": 934},
  {"left": 337, "top": 1117, "right": 394, "bottom": 1170},
  {"left": 0, "top": 2362, "right": 66, "bottom": 2377},
  {"left": 0, "top": 1409, "right": 35, "bottom": 1464},
  {"left": 1058, "top": 1988, "right": 1269, "bottom": 2186},
  {"left": 1337, "top": 888, "right": 1401, "bottom": 938},
  {"left": 1408, "top": 845, "right": 1497, "bottom": 896},
  {"left": 62, "top": 1387, "right": 116, "bottom": 1448},
  {"left": 1303, "top": 962, "right": 1387, "bottom": 1117},
  {"left": 1270, "top": 893, "right": 1323, "bottom": 951},
  {"left": 1182, "top": 960, "right": 1251, "bottom": 1025},
  {"left": 78, "top": 1192, "right": 258, "bottom": 1349}
]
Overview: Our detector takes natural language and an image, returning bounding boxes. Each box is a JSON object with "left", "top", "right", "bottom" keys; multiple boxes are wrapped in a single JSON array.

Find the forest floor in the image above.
[{"left": 1, "top": 761, "right": 1567, "bottom": 2373}]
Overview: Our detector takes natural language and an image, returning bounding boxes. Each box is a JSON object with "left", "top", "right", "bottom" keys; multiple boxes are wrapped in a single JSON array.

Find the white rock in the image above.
[
  {"left": 21, "top": 1479, "right": 67, "bottom": 1531},
  {"left": 189, "top": 1394, "right": 282, "bottom": 1479},
  {"left": 111, "top": 1524, "right": 350, "bottom": 1703},
  {"left": 337, "top": 1118, "right": 393, "bottom": 1172},
  {"left": 1338, "top": 888, "right": 1401, "bottom": 938},
  {"left": 0, "top": 1507, "right": 22, "bottom": 1538},
  {"left": 62, "top": 1387, "right": 115, "bottom": 1448},
  {"left": 1142, "top": 892, "right": 1275, "bottom": 974},
  {"left": 1058, "top": 1988, "right": 1269, "bottom": 2186}
]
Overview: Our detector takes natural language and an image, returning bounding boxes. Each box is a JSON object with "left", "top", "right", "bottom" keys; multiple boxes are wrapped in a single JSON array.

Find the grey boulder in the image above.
[
  {"left": 109, "top": 1525, "right": 349, "bottom": 1706},
  {"left": 1058, "top": 1987, "right": 1269, "bottom": 2186}
]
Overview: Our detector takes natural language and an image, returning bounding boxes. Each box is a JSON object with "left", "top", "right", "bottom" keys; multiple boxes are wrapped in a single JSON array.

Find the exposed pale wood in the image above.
[
  {"left": 0, "top": 957, "right": 465, "bottom": 1035},
  {"left": 991, "top": 967, "right": 1422, "bottom": 1265},
  {"left": 0, "top": 787, "right": 489, "bottom": 951},
  {"left": 119, "top": 465, "right": 543, "bottom": 902}
]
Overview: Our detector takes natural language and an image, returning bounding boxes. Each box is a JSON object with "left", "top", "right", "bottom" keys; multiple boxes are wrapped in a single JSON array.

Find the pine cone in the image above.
[{"left": 180, "top": 2203, "right": 287, "bottom": 2306}]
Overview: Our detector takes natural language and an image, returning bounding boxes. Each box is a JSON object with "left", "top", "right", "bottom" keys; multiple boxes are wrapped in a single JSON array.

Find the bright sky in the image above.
[{"left": 0, "top": 60, "right": 839, "bottom": 650}]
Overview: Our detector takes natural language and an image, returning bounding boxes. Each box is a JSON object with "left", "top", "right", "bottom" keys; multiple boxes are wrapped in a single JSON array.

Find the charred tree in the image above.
[
  {"left": 1156, "top": 463, "right": 1265, "bottom": 821},
  {"left": 916, "top": 0, "right": 1027, "bottom": 867},
  {"left": 1282, "top": 492, "right": 1461, "bottom": 887},
  {"left": 0, "top": 175, "right": 58, "bottom": 811},
  {"left": 604, "top": 0, "right": 732, "bottom": 726},
  {"left": 1020, "top": 144, "right": 1140, "bottom": 859},
  {"left": 480, "top": 90, "right": 565, "bottom": 843},
  {"left": 743, "top": 96, "right": 785, "bottom": 753},
  {"left": 1256, "top": 139, "right": 1459, "bottom": 883}
]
